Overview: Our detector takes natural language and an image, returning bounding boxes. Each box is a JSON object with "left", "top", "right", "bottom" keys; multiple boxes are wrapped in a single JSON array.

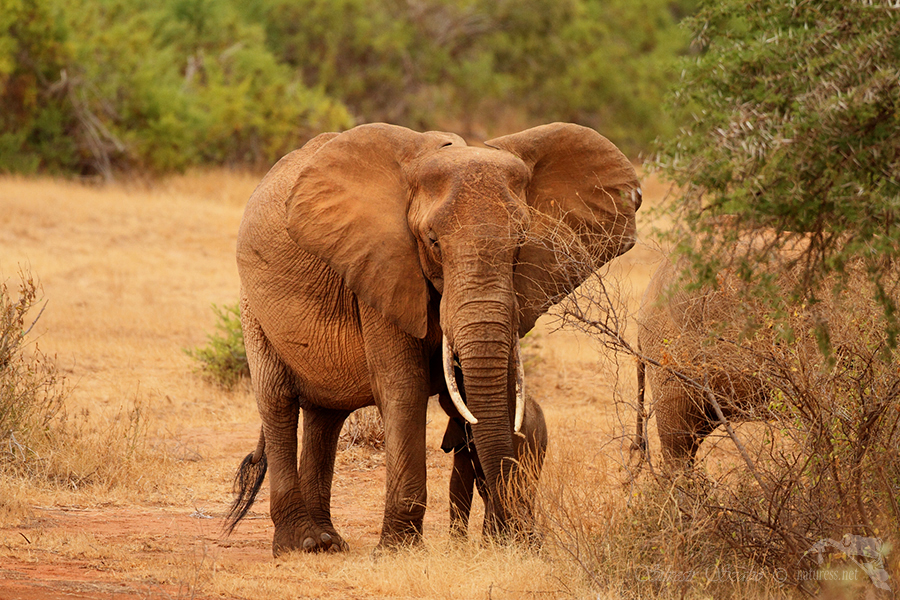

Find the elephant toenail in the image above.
[
  {"left": 321, "top": 533, "right": 332, "bottom": 543},
  {"left": 302, "top": 537, "right": 316, "bottom": 550}
]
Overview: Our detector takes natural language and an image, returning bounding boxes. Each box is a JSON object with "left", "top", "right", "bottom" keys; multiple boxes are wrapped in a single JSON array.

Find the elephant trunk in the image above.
[{"left": 446, "top": 296, "right": 521, "bottom": 535}]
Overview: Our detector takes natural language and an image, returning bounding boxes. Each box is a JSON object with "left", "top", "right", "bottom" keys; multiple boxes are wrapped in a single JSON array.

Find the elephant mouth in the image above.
[{"left": 442, "top": 334, "right": 526, "bottom": 432}]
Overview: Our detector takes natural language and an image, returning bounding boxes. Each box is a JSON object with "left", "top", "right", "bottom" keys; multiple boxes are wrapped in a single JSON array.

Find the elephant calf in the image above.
[
  {"left": 634, "top": 257, "right": 773, "bottom": 471},
  {"left": 440, "top": 393, "right": 547, "bottom": 539}
]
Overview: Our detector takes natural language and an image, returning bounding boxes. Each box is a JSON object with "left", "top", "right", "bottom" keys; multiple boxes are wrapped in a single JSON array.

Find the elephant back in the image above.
[{"left": 637, "top": 257, "right": 771, "bottom": 418}]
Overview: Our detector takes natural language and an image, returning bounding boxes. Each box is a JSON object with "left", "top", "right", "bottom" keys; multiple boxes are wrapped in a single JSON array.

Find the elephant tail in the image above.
[
  {"left": 224, "top": 427, "right": 267, "bottom": 536},
  {"left": 628, "top": 358, "right": 648, "bottom": 475}
]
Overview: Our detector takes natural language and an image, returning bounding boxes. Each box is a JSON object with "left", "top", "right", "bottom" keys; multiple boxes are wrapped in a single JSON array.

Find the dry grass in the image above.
[
  {"left": 2, "top": 171, "right": 627, "bottom": 599},
  {"left": 3, "top": 169, "right": 886, "bottom": 599},
  {"left": 339, "top": 405, "right": 385, "bottom": 451}
]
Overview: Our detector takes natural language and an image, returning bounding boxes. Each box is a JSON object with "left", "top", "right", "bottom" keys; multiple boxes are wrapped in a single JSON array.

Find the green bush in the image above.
[{"left": 186, "top": 302, "right": 249, "bottom": 388}]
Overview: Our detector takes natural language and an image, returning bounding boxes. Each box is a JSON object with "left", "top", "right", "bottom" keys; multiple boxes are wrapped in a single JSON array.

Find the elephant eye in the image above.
[{"left": 424, "top": 230, "right": 441, "bottom": 259}]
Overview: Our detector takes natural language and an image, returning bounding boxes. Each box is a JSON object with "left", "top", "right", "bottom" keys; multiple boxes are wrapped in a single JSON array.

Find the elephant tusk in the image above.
[
  {"left": 443, "top": 335, "right": 477, "bottom": 425},
  {"left": 514, "top": 337, "right": 525, "bottom": 433}
]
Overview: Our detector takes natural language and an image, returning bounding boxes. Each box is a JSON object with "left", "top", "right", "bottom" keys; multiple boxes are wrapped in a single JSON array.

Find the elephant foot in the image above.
[
  {"left": 325, "top": 529, "right": 350, "bottom": 552},
  {"left": 272, "top": 524, "right": 349, "bottom": 556},
  {"left": 375, "top": 527, "right": 423, "bottom": 552}
]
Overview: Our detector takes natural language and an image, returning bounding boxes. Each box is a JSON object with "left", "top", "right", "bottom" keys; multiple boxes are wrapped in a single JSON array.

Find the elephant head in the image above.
[{"left": 286, "top": 122, "right": 640, "bottom": 535}]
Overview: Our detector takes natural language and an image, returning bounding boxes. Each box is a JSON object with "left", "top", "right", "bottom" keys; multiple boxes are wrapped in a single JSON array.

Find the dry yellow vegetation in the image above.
[{"left": 0, "top": 170, "right": 800, "bottom": 600}]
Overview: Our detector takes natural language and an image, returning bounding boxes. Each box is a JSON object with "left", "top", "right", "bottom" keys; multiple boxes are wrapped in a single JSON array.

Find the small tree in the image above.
[{"left": 652, "top": 0, "right": 900, "bottom": 348}]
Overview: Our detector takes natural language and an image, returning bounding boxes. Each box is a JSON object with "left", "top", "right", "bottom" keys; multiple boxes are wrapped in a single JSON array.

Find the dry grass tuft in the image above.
[
  {"left": 206, "top": 539, "right": 585, "bottom": 600},
  {"left": 339, "top": 405, "right": 385, "bottom": 451},
  {"left": 0, "top": 267, "right": 178, "bottom": 524},
  {"left": 1, "top": 269, "right": 65, "bottom": 464}
]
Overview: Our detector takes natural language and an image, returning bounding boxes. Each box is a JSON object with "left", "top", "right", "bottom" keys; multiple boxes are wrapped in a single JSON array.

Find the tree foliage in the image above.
[
  {"left": 245, "top": 0, "right": 692, "bottom": 153},
  {"left": 1, "top": 0, "right": 693, "bottom": 177},
  {"left": 0, "top": 0, "right": 352, "bottom": 178},
  {"left": 0, "top": 0, "right": 75, "bottom": 173},
  {"left": 652, "top": 0, "right": 900, "bottom": 347}
]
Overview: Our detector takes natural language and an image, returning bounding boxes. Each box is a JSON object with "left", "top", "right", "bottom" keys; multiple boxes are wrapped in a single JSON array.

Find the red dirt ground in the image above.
[{"left": 1, "top": 462, "right": 390, "bottom": 599}]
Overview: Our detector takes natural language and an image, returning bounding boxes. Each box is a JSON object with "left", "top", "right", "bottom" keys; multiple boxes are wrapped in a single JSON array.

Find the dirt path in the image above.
[
  {"left": 1, "top": 453, "right": 392, "bottom": 599},
  {"left": 3, "top": 506, "right": 247, "bottom": 600}
]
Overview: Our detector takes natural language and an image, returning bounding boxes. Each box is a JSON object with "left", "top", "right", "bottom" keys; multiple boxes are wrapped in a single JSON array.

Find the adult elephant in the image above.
[
  {"left": 224, "top": 122, "right": 641, "bottom": 556},
  {"left": 632, "top": 256, "right": 777, "bottom": 472}
]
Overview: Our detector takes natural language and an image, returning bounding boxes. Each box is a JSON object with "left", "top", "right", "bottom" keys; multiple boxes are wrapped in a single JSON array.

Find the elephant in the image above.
[
  {"left": 223, "top": 122, "right": 641, "bottom": 556},
  {"left": 440, "top": 393, "right": 547, "bottom": 539},
  {"left": 632, "top": 256, "right": 777, "bottom": 471}
]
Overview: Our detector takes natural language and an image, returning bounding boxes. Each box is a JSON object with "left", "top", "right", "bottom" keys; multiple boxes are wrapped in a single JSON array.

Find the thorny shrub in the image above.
[
  {"left": 544, "top": 256, "right": 899, "bottom": 598},
  {"left": 651, "top": 0, "right": 900, "bottom": 346}
]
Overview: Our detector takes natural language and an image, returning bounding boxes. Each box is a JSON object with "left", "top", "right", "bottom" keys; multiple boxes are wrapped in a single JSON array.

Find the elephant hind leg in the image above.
[
  {"left": 241, "top": 295, "right": 340, "bottom": 556},
  {"left": 449, "top": 448, "right": 477, "bottom": 538},
  {"left": 442, "top": 412, "right": 477, "bottom": 538},
  {"left": 658, "top": 392, "right": 717, "bottom": 471},
  {"left": 298, "top": 405, "right": 352, "bottom": 551}
]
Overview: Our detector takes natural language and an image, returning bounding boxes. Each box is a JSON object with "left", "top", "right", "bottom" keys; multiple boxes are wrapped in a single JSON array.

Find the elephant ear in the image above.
[
  {"left": 287, "top": 123, "right": 465, "bottom": 339},
  {"left": 485, "top": 123, "right": 640, "bottom": 336}
]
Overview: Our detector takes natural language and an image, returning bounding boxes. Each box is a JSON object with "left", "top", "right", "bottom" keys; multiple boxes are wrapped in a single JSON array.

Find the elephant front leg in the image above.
[
  {"left": 361, "top": 315, "right": 431, "bottom": 549},
  {"left": 376, "top": 389, "right": 429, "bottom": 548}
]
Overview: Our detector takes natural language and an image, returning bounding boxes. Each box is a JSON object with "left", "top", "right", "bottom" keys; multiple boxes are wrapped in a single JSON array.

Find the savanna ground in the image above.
[{"left": 0, "top": 170, "right": 843, "bottom": 600}]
